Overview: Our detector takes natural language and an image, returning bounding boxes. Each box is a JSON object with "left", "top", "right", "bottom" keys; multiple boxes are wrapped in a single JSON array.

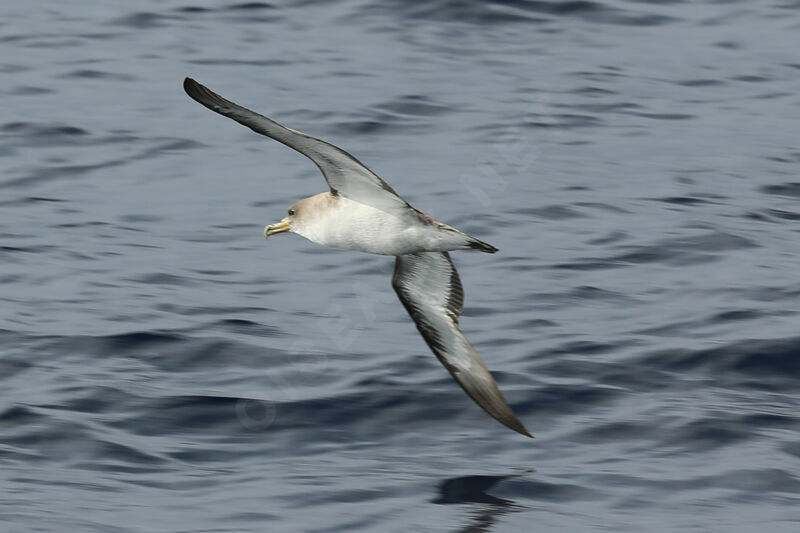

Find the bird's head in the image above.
[
  {"left": 264, "top": 193, "right": 335, "bottom": 243},
  {"left": 264, "top": 204, "right": 296, "bottom": 239}
]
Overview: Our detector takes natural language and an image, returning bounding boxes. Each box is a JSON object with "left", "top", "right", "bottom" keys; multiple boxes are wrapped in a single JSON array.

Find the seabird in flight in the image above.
[{"left": 183, "top": 77, "right": 531, "bottom": 438}]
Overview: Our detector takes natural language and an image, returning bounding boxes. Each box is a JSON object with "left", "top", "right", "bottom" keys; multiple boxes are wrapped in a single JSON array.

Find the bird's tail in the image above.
[{"left": 467, "top": 237, "right": 499, "bottom": 254}]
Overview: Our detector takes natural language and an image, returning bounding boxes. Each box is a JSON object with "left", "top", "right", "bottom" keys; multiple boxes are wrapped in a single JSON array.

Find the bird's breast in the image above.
[{"left": 297, "top": 197, "right": 440, "bottom": 255}]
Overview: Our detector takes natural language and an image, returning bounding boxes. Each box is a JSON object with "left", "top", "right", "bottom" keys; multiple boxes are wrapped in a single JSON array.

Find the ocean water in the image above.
[{"left": 2, "top": 1, "right": 800, "bottom": 531}]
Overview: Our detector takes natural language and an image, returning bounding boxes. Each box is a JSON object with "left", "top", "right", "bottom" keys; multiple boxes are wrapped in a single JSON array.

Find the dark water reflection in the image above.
[{"left": 434, "top": 475, "right": 521, "bottom": 533}]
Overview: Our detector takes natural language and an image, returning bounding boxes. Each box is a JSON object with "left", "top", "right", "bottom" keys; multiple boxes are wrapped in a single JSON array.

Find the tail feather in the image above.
[{"left": 468, "top": 237, "right": 498, "bottom": 254}]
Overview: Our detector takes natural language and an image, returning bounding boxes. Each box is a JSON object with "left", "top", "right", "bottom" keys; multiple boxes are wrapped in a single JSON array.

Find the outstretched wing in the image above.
[
  {"left": 183, "top": 77, "right": 409, "bottom": 212},
  {"left": 392, "top": 252, "right": 532, "bottom": 437}
]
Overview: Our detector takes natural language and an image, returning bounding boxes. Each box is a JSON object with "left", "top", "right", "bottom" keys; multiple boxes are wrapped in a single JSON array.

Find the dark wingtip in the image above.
[
  {"left": 183, "top": 77, "right": 204, "bottom": 100},
  {"left": 518, "top": 425, "right": 535, "bottom": 439},
  {"left": 183, "top": 77, "right": 232, "bottom": 114},
  {"left": 501, "top": 413, "right": 534, "bottom": 438}
]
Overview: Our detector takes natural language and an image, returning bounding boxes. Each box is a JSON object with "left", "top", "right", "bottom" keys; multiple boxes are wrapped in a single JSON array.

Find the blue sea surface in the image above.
[{"left": 1, "top": 1, "right": 799, "bottom": 531}]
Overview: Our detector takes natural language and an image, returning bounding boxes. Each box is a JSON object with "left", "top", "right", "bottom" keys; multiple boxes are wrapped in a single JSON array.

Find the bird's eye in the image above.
[{"left": 288, "top": 208, "right": 296, "bottom": 216}]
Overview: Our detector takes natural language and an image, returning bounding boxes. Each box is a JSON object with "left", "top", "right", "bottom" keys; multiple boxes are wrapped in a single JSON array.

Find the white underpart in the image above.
[{"left": 294, "top": 196, "right": 466, "bottom": 256}]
